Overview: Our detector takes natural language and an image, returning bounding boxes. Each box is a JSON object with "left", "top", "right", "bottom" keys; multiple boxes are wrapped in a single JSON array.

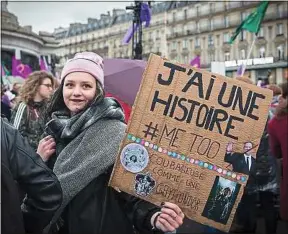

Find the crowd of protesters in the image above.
[{"left": 1, "top": 52, "right": 287, "bottom": 234}]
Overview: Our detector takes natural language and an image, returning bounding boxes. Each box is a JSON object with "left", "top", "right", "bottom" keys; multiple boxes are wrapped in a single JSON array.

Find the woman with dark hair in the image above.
[
  {"left": 11, "top": 71, "right": 55, "bottom": 150},
  {"left": 268, "top": 82, "right": 288, "bottom": 225},
  {"left": 37, "top": 52, "right": 184, "bottom": 234}
]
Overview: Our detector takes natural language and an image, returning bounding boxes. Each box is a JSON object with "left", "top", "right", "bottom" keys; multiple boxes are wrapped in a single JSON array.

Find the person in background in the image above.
[
  {"left": 11, "top": 82, "right": 22, "bottom": 96},
  {"left": 268, "top": 82, "right": 288, "bottom": 228},
  {"left": 5, "top": 89, "right": 17, "bottom": 109},
  {"left": 1, "top": 118, "right": 62, "bottom": 234},
  {"left": 267, "top": 84, "right": 282, "bottom": 117},
  {"left": 230, "top": 76, "right": 278, "bottom": 234},
  {"left": 11, "top": 71, "right": 55, "bottom": 150},
  {"left": 38, "top": 52, "right": 184, "bottom": 234}
]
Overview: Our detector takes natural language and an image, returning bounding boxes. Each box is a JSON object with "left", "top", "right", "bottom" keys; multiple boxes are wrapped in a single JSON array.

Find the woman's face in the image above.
[
  {"left": 38, "top": 78, "right": 54, "bottom": 99},
  {"left": 63, "top": 72, "right": 97, "bottom": 114},
  {"left": 278, "top": 93, "right": 287, "bottom": 109}
]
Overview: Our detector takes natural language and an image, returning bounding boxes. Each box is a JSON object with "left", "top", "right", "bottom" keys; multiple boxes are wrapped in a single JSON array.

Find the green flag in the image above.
[{"left": 229, "top": 1, "right": 269, "bottom": 44}]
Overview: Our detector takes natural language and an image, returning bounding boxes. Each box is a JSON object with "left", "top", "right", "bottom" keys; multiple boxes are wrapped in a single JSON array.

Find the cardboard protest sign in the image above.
[{"left": 109, "top": 54, "right": 272, "bottom": 232}]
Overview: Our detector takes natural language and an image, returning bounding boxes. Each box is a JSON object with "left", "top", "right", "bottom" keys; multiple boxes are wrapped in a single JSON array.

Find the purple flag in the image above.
[
  {"left": 236, "top": 64, "right": 244, "bottom": 76},
  {"left": 12, "top": 56, "right": 32, "bottom": 78},
  {"left": 122, "top": 24, "right": 139, "bottom": 45},
  {"left": 39, "top": 56, "right": 48, "bottom": 71},
  {"left": 140, "top": 3, "right": 151, "bottom": 27},
  {"left": 190, "top": 56, "right": 201, "bottom": 68},
  {"left": 122, "top": 3, "right": 151, "bottom": 45}
]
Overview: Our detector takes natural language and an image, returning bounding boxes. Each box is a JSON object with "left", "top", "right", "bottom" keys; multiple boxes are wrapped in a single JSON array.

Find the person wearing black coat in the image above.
[
  {"left": 38, "top": 52, "right": 184, "bottom": 234},
  {"left": 1, "top": 118, "right": 63, "bottom": 234},
  {"left": 229, "top": 122, "right": 279, "bottom": 234}
]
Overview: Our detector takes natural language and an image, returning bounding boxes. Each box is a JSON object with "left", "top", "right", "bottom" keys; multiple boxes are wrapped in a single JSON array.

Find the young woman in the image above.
[
  {"left": 268, "top": 82, "right": 288, "bottom": 225},
  {"left": 37, "top": 52, "right": 184, "bottom": 234},
  {"left": 11, "top": 71, "right": 55, "bottom": 150}
]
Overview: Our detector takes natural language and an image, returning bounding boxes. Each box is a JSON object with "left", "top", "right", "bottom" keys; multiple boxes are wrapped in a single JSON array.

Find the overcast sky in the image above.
[{"left": 7, "top": 0, "right": 133, "bottom": 33}]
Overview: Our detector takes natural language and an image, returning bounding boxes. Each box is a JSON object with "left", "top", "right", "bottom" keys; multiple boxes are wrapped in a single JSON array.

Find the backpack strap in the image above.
[{"left": 13, "top": 102, "right": 27, "bottom": 129}]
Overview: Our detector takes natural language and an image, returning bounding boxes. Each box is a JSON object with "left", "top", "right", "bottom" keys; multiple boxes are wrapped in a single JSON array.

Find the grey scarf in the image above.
[{"left": 45, "top": 97, "right": 126, "bottom": 232}]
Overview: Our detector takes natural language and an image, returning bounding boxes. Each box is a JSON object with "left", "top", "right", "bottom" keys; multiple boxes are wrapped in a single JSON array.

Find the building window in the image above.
[
  {"left": 208, "top": 52, "right": 215, "bottom": 63},
  {"left": 173, "top": 41, "right": 176, "bottom": 49},
  {"left": 184, "top": 25, "right": 188, "bottom": 34},
  {"left": 156, "top": 30, "right": 159, "bottom": 39},
  {"left": 195, "top": 37, "right": 200, "bottom": 47},
  {"left": 208, "top": 35, "right": 214, "bottom": 46},
  {"left": 183, "top": 40, "right": 188, "bottom": 49},
  {"left": 268, "top": 26, "right": 273, "bottom": 37},
  {"left": 241, "top": 12, "right": 246, "bottom": 21},
  {"left": 210, "top": 3, "right": 215, "bottom": 13},
  {"left": 216, "top": 35, "right": 220, "bottom": 45},
  {"left": 173, "top": 12, "right": 176, "bottom": 22},
  {"left": 259, "top": 47, "right": 265, "bottom": 58},
  {"left": 241, "top": 49, "right": 246, "bottom": 59},
  {"left": 196, "top": 6, "right": 200, "bottom": 16},
  {"left": 224, "top": 32, "right": 230, "bottom": 43},
  {"left": 210, "top": 19, "right": 214, "bottom": 31},
  {"left": 277, "top": 4, "right": 283, "bottom": 17},
  {"left": 196, "top": 21, "right": 200, "bottom": 32},
  {"left": 225, "top": 52, "right": 230, "bottom": 61},
  {"left": 277, "top": 45, "right": 284, "bottom": 60},
  {"left": 224, "top": 15, "right": 229, "bottom": 28},
  {"left": 258, "top": 27, "right": 264, "bottom": 37},
  {"left": 277, "top": 24, "right": 283, "bottom": 35},
  {"left": 226, "top": 71, "right": 233, "bottom": 78},
  {"left": 184, "top": 9, "right": 187, "bottom": 20}
]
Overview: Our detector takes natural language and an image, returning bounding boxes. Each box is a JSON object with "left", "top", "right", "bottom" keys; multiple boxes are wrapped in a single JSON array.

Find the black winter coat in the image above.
[
  {"left": 52, "top": 166, "right": 161, "bottom": 234},
  {"left": 1, "top": 119, "right": 63, "bottom": 234},
  {"left": 245, "top": 122, "right": 278, "bottom": 194}
]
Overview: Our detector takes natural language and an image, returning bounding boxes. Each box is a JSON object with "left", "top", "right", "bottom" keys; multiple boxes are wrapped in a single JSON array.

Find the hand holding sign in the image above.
[{"left": 151, "top": 202, "right": 184, "bottom": 232}]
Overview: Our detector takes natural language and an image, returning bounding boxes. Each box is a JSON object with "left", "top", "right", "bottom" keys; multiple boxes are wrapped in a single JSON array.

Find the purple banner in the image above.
[
  {"left": 12, "top": 56, "right": 32, "bottom": 78},
  {"left": 122, "top": 2, "right": 151, "bottom": 45},
  {"left": 40, "top": 57, "right": 48, "bottom": 71},
  {"left": 236, "top": 64, "right": 244, "bottom": 76},
  {"left": 190, "top": 56, "right": 201, "bottom": 68},
  {"left": 122, "top": 24, "right": 139, "bottom": 45},
  {"left": 140, "top": 3, "right": 151, "bottom": 27}
]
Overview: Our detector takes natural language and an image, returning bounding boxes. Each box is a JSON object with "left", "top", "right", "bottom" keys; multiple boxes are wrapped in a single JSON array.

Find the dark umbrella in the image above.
[{"left": 103, "top": 58, "right": 147, "bottom": 106}]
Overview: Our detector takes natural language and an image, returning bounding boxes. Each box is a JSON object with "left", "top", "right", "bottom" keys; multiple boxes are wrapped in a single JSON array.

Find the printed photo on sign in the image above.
[
  {"left": 225, "top": 142, "right": 256, "bottom": 175},
  {"left": 134, "top": 173, "right": 156, "bottom": 197},
  {"left": 202, "top": 176, "right": 241, "bottom": 225},
  {"left": 120, "top": 143, "right": 149, "bottom": 173}
]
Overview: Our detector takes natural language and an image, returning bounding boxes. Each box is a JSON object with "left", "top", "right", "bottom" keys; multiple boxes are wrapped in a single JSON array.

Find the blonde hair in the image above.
[{"left": 19, "top": 71, "right": 55, "bottom": 104}]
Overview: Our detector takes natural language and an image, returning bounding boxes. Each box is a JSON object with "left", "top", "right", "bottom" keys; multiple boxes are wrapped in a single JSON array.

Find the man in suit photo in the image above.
[{"left": 224, "top": 141, "right": 256, "bottom": 175}]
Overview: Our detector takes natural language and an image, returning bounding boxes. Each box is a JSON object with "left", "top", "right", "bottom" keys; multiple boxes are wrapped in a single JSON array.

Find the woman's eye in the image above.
[
  {"left": 83, "top": 84, "right": 91, "bottom": 89},
  {"left": 65, "top": 83, "right": 73, "bottom": 87}
]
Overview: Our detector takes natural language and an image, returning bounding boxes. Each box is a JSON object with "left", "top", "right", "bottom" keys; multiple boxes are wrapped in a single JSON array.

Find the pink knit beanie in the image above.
[{"left": 61, "top": 52, "right": 104, "bottom": 87}]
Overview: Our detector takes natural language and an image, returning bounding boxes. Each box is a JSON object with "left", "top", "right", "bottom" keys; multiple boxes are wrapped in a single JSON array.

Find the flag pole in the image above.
[{"left": 240, "top": 33, "right": 257, "bottom": 76}]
